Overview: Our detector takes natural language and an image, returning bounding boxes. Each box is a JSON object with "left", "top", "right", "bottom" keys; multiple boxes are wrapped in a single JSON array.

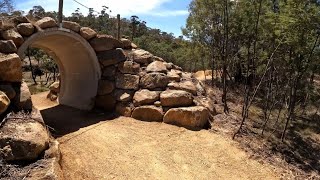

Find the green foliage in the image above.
[{"left": 28, "top": 48, "right": 58, "bottom": 73}]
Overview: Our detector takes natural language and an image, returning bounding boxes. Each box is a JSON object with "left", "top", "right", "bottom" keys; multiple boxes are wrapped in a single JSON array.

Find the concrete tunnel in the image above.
[{"left": 18, "top": 28, "right": 101, "bottom": 110}]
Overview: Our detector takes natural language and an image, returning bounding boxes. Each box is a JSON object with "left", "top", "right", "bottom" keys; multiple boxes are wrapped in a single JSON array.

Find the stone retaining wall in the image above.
[{"left": 0, "top": 16, "right": 216, "bottom": 130}]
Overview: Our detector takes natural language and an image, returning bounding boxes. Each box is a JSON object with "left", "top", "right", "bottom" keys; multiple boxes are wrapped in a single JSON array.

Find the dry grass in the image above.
[
  {"left": 200, "top": 77, "right": 320, "bottom": 179},
  {"left": 23, "top": 71, "right": 55, "bottom": 95}
]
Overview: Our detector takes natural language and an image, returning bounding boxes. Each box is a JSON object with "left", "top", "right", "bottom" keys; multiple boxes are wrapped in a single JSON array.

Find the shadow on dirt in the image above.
[
  {"left": 279, "top": 130, "right": 320, "bottom": 174},
  {"left": 40, "top": 105, "right": 116, "bottom": 137},
  {"left": 280, "top": 116, "right": 320, "bottom": 174}
]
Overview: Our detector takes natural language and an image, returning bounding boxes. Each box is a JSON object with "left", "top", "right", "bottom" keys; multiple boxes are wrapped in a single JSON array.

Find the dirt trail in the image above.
[
  {"left": 31, "top": 94, "right": 280, "bottom": 180},
  {"left": 57, "top": 118, "right": 279, "bottom": 180},
  {"left": 31, "top": 91, "right": 58, "bottom": 110}
]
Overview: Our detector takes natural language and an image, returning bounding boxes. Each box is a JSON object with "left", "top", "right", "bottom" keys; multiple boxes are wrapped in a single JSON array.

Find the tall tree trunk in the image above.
[
  {"left": 252, "top": 0, "right": 263, "bottom": 82},
  {"left": 211, "top": 54, "right": 215, "bottom": 87},
  {"left": 233, "top": 0, "right": 263, "bottom": 139},
  {"left": 281, "top": 78, "right": 297, "bottom": 142},
  {"left": 53, "top": 68, "right": 56, "bottom": 82},
  {"left": 27, "top": 47, "right": 37, "bottom": 85},
  {"left": 222, "top": 0, "right": 229, "bottom": 114}
]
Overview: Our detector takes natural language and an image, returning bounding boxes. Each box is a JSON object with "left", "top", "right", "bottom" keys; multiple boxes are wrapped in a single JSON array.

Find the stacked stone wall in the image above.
[{"left": 0, "top": 16, "right": 216, "bottom": 130}]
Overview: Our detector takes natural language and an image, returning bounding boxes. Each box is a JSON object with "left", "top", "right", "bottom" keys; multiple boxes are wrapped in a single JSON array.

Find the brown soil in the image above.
[
  {"left": 30, "top": 93, "right": 281, "bottom": 180},
  {"left": 31, "top": 91, "right": 58, "bottom": 110},
  {"left": 58, "top": 118, "right": 279, "bottom": 180}
]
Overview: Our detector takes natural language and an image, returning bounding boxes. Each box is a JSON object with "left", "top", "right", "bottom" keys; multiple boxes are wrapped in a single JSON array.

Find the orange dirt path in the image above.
[
  {"left": 58, "top": 118, "right": 279, "bottom": 180},
  {"left": 31, "top": 93, "right": 280, "bottom": 180}
]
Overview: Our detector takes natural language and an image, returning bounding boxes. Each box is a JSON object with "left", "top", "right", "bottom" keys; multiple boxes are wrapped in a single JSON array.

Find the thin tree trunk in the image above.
[
  {"left": 222, "top": 0, "right": 229, "bottom": 114},
  {"left": 233, "top": 0, "right": 264, "bottom": 139},
  {"left": 211, "top": 55, "right": 215, "bottom": 87},
  {"left": 27, "top": 47, "right": 37, "bottom": 85},
  {"left": 53, "top": 68, "right": 56, "bottom": 82},
  {"left": 261, "top": 66, "right": 274, "bottom": 135},
  {"left": 252, "top": 0, "right": 263, "bottom": 82}
]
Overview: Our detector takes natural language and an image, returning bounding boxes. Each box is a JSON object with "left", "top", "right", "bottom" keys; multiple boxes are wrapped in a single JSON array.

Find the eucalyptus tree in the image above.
[
  {"left": 0, "top": 0, "right": 13, "bottom": 14},
  {"left": 184, "top": 0, "right": 236, "bottom": 113}
]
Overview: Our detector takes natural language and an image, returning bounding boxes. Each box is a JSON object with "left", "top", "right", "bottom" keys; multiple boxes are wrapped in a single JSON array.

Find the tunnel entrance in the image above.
[{"left": 17, "top": 28, "right": 101, "bottom": 110}]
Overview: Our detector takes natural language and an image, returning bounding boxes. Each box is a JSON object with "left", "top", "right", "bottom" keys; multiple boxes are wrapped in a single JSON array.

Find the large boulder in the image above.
[
  {"left": 0, "top": 91, "right": 10, "bottom": 115},
  {"left": 173, "top": 65, "right": 183, "bottom": 71},
  {"left": 131, "top": 43, "right": 138, "bottom": 49},
  {"left": 160, "top": 90, "right": 193, "bottom": 107},
  {"left": 131, "top": 105, "right": 164, "bottom": 122},
  {"left": 79, "top": 27, "right": 97, "bottom": 40},
  {"left": 116, "top": 74, "right": 140, "bottom": 90},
  {"left": 130, "top": 49, "right": 153, "bottom": 64},
  {"left": 121, "top": 38, "right": 132, "bottom": 49},
  {"left": 116, "top": 102, "right": 133, "bottom": 117},
  {"left": 90, "top": 35, "right": 122, "bottom": 52},
  {"left": 140, "top": 73, "right": 169, "bottom": 90},
  {"left": 133, "top": 89, "right": 160, "bottom": 106},
  {"left": 11, "top": 16, "right": 30, "bottom": 24},
  {"left": 167, "top": 69, "right": 181, "bottom": 82},
  {"left": 118, "top": 60, "right": 140, "bottom": 74},
  {"left": 35, "top": 17, "right": 57, "bottom": 29},
  {"left": 0, "top": 118, "right": 50, "bottom": 161},
  {"left": 49, "top": 82, "right": 60, "bottom": 94},
  {"left": 0, "top": 40, "right": 17, "bottom": 53},
  {"left": 114, "top": 89, "right": 134, "bottom": 102},
  {"left": 95, "top": 94, "right": 116, "bottom": 111},
  {"left": 0, "top": 53, "right": 22, "bottom": 82},
  {"left": 168, "top": 80, "right": 197, "bottom": 95},
  {"left": 0, "top": 84, "right": 16, "bottom": 99},
  {"left": 193, "top": 97, "right": 217, "bottom": 117},
  {"left": 16, "top": 23, "right": 34, "bottom": 36},
  {"left": 152, "top": 56, "right": 165, "bottom": 62},
  {"left": 27, "top": 158, "right": 64, "bottom": 180},
  {"left": 164, "top": 62, "right": 174, "bottom": 70},
  {"left": 0, "top": 20, "right": 14, "bottom": 31},
  {"left": 163, "top": 106, "right": 209, "bottom": 130},
  {"left": 97, "top": 49, "right": 126, "bottom": 67},
  {"left": 97, "top": 80, "right": 115, "bottom": 96},
  {"left": 181, "top": 72, "right": 193, "bottom": 79},
  {"left": 195, "top": 81, "right": 206, "bottom": 96},
  {"left": 62, "top": 21, "right": 81, "bottom": 32},
  {"left": 146, "top": 61, "right": 167, "bottom": 73},
  {"left": 102, "top": 66, "right": 116, "bottom": 79},
  {"left": 1, "top": 29, "right": 24, "bottom": 46},
  {"left": 13, "top": 82, "right": 33, "bottom": 111},
  {"left": 44, "top": 140, "right": 61, "bottom": 161},
  {"left": 47, "top": 92, "right": 58, "bottom": 101}
]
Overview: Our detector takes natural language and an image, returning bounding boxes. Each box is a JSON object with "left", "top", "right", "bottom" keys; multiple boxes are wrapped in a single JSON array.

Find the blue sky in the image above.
[{"left": 13, "top": 0, "right": 191, "bottom": 36}]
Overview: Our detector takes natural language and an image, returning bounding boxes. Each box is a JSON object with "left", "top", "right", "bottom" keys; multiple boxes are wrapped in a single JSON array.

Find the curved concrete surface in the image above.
[{"left": 18, "top": 28, "right": 101, "bottom": 110}]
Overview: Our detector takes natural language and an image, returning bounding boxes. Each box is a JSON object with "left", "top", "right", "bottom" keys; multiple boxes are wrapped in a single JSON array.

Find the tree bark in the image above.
[{"left": 27, "top": 47, "right": 37, "bottom": 85}]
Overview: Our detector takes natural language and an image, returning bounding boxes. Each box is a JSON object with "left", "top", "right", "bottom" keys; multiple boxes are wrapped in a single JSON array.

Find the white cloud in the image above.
[{"left": 16, "top": 0, "right": 186, "bottom": 17}]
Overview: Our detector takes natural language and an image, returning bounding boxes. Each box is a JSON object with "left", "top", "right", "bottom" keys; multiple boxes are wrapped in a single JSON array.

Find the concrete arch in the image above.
[{"left": 18, "top": 28, "right": 101, "bottom": 110}]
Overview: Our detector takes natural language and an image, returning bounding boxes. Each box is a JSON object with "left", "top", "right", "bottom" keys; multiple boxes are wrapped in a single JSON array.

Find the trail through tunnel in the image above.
[{"left": 18, "top": 28, "right": 101, "bottom": 110}]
